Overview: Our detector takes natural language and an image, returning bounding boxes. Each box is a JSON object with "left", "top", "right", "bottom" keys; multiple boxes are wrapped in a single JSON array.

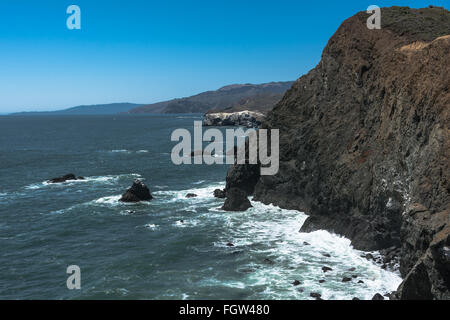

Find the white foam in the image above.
[
  {"left": 110, "top": 149, "right": 130, "bottom": 153},
  {"left": 204, "top": 199, "right": 402, "bottom": 300},
  {"left": 153, "top": 182, "right": 225, "bottom": 204},
  {"left": 144, "top": 224, "right": 158, "bottom": 230},
  {"left": 24, "top": 174, "right": 142, "bottom": 190}
]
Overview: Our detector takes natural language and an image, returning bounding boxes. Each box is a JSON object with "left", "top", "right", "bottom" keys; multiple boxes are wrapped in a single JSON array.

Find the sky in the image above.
[{"left": 0, "top": 0, "right": 448, "bottom": 113}]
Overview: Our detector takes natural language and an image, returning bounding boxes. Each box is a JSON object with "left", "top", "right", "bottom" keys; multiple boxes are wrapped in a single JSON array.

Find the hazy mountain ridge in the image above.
[
  {"left": 128, "top": 81, "right": 294, "bottom": 114},
  {"left": 9, "top": 103, "right": 144, "bottom": 116}
]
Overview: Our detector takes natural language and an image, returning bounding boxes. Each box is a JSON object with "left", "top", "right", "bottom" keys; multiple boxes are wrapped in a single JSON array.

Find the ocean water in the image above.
[{"left": 0, "top": 115, "right": 402, "bottom": 299}]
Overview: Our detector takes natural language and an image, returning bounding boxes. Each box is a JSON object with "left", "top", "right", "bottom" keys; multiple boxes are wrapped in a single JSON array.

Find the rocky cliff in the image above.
[
  {"left": 203, "top": 110, "right": 265, "bottom": 127},
  {"left": 225, "top": 6, "right": 450, "bottom": 299}
]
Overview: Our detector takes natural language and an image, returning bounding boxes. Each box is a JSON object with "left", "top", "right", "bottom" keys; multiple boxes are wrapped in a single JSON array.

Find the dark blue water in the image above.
[{"left": 0, "top": 115, "right": 401, "bottom": 299}]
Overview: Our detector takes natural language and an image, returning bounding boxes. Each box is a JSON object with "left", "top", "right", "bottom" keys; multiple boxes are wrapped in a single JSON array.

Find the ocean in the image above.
[{"left": 0, "top": 114, "right": 401, "bottom": 299}]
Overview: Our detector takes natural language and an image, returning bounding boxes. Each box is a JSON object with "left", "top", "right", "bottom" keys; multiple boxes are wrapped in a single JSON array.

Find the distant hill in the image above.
[
  {"left": 10, "top": 103, "right": 143, "bottom": 115},
  {"left": 129, "top": 81, "right": 294, "bottom": 114}
]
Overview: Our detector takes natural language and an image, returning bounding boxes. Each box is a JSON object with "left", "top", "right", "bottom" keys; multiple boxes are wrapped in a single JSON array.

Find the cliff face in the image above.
[{"left": 226, "top": 7, "right": 450, "bottom": 299}]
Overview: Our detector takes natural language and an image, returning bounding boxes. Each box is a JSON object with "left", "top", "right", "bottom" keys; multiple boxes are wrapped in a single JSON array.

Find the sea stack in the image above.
[
  {"left": 222, "top": 188, "right": 252, "bottom": 212},
  {"left": 119, "top": 180, "right": 153, "bottom": 202}
]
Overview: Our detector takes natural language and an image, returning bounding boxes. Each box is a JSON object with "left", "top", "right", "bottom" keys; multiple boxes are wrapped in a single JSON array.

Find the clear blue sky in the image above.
[{"left": 0, "top": 0, "right": 447, "bottom": 112}]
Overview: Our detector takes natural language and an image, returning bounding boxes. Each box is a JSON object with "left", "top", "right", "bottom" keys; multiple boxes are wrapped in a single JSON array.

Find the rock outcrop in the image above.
[
  {"left": 203, "top": 110, "right": 265, "bottom": 128},
  {"left": 119, "top": 180, "right": 153, "bottom": 202},
  {"left": 48, "top": 174, "right": 84, "bottom": 183},
  {"left": 225, "top": 6, "right": 450, "bottom": 299},
  {"left": 213, "top": 189, "right": 226, "bottom": 198},
  {"left": 222, "top": 188, "right": 252, "bottom": 211}
]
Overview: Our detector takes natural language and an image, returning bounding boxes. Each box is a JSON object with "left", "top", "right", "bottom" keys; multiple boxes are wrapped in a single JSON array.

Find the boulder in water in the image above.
[
  {"left": 372, "top": 293, "right": 385, "bottom": 300},
  {"left": 48, "top": 173, "right": 80, "bottom": 183},
  {"left": 186, "top": 193, "right": 197, "bottom": 198},
  {"left": 119, "top": 180, "right": 153, "bottom": 202},
  {"left": 221, "top": 188, "right": 252, "bottom": 211},
  {"left": 213, "top": 189, "right": 226, "bottom": 198}
]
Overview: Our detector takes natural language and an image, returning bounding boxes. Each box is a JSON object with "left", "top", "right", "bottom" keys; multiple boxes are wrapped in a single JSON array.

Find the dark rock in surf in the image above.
[
  {"left": 119, "top": 180, "right": 153, "bottom": 202},
  {"left": 213, "top": 189, "right": 226, "bottom": 198},
  {"left": 292, "top": 280, "right": 301, "bottom": 286},
  {"left": 310, "top": 292, "right": 322, "bottom": 300},
  {"left": 372, "top": 293, "right": 385, "bottom": 300},
  {"left": 342, "top": 277, "right": 352, "bottom": 282},
  {"left": 322, "top": 266, "right": 333, "bottom": 273},
  {"left": 222, "top": 188, "right": 252, "bottom": 212},
  {"left": 48, "top": 173, "right": 78, "bottom": 183},
  {"left": 226, "top": 242, "right": 234, "bottom": 247},
  {"left": 186, "top": 193, "right": 197, "bottom": 198}
]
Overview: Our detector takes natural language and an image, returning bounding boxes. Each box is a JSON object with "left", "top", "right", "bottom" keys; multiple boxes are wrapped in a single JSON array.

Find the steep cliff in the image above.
[{"left": 226, "top": 6, "right": 450, "bottom": 299}]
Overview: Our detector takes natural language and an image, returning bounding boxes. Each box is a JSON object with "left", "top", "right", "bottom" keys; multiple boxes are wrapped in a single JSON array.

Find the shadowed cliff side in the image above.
[{"left": 225, "top": 6, "right": 450, "bottom": 299}]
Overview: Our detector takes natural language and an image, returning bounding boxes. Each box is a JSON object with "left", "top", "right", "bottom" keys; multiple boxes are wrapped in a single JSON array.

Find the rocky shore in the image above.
[
  {"left": 223, "top": 6, "right": 450, "bottom": 299},
  {"left": 203, "top": 110, "right": 265, "bottom": 128}
]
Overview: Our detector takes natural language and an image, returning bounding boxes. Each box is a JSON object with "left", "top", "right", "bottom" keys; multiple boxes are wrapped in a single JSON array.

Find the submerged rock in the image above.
[
  {"left": 292, "top": 280, "right": 301, "bottom": 286},
  {"left": 322, "top": 266, "right": 333, "bottom": 273},
  {"left": 342, "top": 277, "right": 352, "bottom": 282},
  {"left": 222, "top": 188, "right": 252, "bottom": 211},
  {"left": 119, "top": 180, "right": 153, "bottom": 202}
]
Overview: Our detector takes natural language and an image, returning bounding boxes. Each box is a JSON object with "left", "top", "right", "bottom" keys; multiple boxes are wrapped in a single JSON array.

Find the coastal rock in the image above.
[
  {"left": 310, "top": 292, "right": 322, "bottom": 300},
  {"left": 221, "top": 188, "right": 252, "bottom": 212},
  {"left": 228, "top": 6, "right": 449, "bottom": 299},
  {"left": 292, "top": 280, "right": 301, "bottom": 286},
  {"left": 322, "top": 266, "right": 333, "bottom": 273},
  {"left": 185, "top": 193, "right": 197, "bottom": 198},
  {"left": 225, "top": 163, "right": 260, "bottom": 196},
  {"left": 48, "top": 173, "right": 79, "bottom": 183},
  {"left": 119, "top": 180, "right": 153, "bottom": 202},
  {"left": 372, "top": 293, "right": 385, "bottom": 301},
  {"left": 213, "top": 189, "right": 226, "bottom": 198},
  {"left": 203, "top": 110, "right": 265, "bottom": 128}
]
